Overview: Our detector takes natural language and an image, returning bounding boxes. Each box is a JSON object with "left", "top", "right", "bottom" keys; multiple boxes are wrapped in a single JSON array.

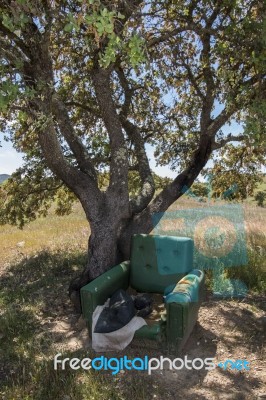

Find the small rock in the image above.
[{"left": 16, "top": 241, "right": 25, "bottom": 247}]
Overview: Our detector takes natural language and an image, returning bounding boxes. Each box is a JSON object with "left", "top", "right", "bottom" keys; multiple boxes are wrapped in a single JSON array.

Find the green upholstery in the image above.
[
  {"left": 130, "top": 234, "right": 194, "bottom": 293},
  {"left": 80, "top": 235, "right": 205, "bottom": 352},
  {"left": 164, "top": 270, "right": 204, "bottom": 303}
]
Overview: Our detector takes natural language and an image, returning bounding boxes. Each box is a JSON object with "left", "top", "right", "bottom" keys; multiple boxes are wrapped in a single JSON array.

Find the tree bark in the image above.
[{"left": 68, "top": 206, "right": 134, "bottom": 312}]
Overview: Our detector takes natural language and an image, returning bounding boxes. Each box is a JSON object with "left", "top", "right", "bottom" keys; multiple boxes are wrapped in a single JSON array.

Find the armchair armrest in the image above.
[
  {"left": 164, "top": 269, "right": 205, "bottom": 351},
  {"left": 80, "top": 261, "right": 130, "bottom": 335},
  {"left": 164, "top": 269, "right": 204, "bottom": 304}
]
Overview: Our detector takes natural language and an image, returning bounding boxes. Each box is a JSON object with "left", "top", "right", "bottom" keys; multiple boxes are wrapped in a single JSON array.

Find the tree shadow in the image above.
[
  {"left": 0, "top": 250, "right": 127, "bottom": 399},
  {"left": 200, "top": 296, "right": 265, "bottom": 353}
]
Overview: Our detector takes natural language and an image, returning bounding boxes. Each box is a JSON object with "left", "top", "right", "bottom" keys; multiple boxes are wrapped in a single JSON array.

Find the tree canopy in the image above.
[{"left": 0, "top": 0, "right": 265, "bottom": 292}]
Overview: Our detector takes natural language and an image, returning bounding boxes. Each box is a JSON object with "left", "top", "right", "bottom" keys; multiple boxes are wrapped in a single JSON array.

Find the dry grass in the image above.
[
  {"left": 244, "top": 205, "right": 266, "bottom": 248},
  {"left": 0, "top": 203, "right": 90, "bottom": 271}
]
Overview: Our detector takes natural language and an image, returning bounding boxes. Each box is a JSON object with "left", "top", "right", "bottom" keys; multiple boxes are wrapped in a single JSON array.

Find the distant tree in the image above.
[
  {"left": 255, "top": 191, "right": 266, "bottom": 207},
  {"left": 203, "top": 145, "right": 265, "bottom": 201},
  {"left": 0, "top": 0, "right": 265, "bottom": 308},
  {"left": 191, "top": 181, "right": 209, "bottom": 199}
]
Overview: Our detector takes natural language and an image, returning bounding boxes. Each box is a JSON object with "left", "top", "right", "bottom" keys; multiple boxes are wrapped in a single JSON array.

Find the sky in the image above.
[
  {"left": 0, "top": 139, "right": 179, "bottom": 178},
  {"left": 0, "top": 140, "right": 24, "bottom": 175},
  {"left": 0, "top": 119, "right": 243, "bottom": 178}
]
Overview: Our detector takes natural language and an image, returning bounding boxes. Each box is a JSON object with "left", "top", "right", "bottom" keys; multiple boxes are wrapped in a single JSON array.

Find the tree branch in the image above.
[
  {"left": 31, "top": 108, "right": 103, "bottom": 221},
  {"left": 147, "top": 27, "right": 184, "bottom": 48},
  {"left": 116, "top": 65, "right": 134, "bottom": 117},
  {"left": 0, "top": 38, "right": 25, "bottom": 65},
  {"left": 64, "top": 100, "right": 101, "bottom": 118},
  {"left": 120, "top": 117, "right": 155, "bottom": 213},
  {"left": 146, "top": 134, "right": 213, "bottom": 215},
  {"left": 208, "top": 75, "right": 265, "bottom": 136},
  {"left": 0, "top": 21, "right": 31, "bottom": 59},
  {"left": 211, "top": 134, "right": 245, "bottom": 150},
  {"left": 200, "top": 32, "right": 215, "bottom": 132},
  {"left": 92, "top": 67, "right": 129, "bottom": 194},
  {"left": 180, "top": 58, "right": 205, "bottom": 100},
  {"left": 52, "top": 96, "right": 98, "bottom": 182}
]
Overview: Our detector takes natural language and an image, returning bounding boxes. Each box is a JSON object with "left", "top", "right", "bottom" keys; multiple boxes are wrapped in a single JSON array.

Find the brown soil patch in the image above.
[{"left": 46, "top": 293, "right": 265, "bottom": 400}]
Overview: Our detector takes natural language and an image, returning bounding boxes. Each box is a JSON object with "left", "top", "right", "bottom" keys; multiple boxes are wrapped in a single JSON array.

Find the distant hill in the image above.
[{"left": 0, "top": 174, "right": 10, "bottom": 184}]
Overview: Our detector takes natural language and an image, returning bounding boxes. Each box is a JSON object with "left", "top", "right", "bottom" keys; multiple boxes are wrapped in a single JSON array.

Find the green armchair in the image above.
[{"left": 81, "top": 234, "right": 205, "bottom": 352}]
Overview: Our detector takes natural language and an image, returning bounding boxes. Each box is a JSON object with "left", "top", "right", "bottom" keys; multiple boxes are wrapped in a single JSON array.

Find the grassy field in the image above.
[
  {"left": 0, "top": 202, "right": 90, "bottom": 268},
  {"left": 0, "top": 198, "right": 265, "bottom": 399}
]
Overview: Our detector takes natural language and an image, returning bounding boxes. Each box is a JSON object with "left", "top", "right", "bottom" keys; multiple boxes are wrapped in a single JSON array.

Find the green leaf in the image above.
[
  {"left": 64, "top": 23, "right": 73, "bottom": 32},
  {"left": 117, "top": 12, "right": 125, "bottom": 19}
]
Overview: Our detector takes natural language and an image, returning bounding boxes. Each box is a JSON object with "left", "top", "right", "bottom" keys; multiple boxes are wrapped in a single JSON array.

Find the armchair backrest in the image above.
[{"left": 130, "top": 234, "right": 194, "bottom": 293}]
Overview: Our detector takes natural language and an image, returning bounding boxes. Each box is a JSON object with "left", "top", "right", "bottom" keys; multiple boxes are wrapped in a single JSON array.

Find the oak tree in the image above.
[{"left": 0, "top": 0, "right": 265, "bottom": 308}]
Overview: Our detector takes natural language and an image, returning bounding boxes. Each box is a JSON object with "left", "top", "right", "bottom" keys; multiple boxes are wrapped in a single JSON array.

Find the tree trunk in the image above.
[{"left": 68, "top": 214, "right": 141, "bottom": 312}]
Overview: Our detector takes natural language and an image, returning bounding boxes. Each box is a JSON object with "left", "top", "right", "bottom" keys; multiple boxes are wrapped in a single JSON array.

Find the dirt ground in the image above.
[{"left": 46, "top": 291, "right": 266, "bottom": 400}]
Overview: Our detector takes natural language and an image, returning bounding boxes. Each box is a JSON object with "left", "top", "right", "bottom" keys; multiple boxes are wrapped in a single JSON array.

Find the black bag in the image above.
[
  {"left": 94, "top": 289, "right": 135, "bottom": 333},
  {"left": 132, "top": 293, "right": 153, "bottom": 317}
]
